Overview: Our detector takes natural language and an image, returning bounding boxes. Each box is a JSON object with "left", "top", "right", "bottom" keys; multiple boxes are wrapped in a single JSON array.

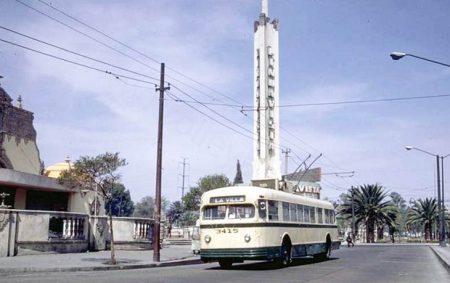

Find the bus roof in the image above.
[{"left": 201, "top": 186, "right": 334, "bottom": 209}]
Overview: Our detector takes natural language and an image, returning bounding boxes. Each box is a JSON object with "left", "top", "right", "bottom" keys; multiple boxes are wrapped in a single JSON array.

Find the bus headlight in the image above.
[
  {"left": 244, "top": 234, "right": 251, "bottom": 243},
  {"left": 204, "top": 235, "right": 211, "bottom": 243}
]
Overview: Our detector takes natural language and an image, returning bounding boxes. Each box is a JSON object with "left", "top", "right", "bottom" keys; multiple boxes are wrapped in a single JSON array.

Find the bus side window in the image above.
[
  {"left": 318, "top": 208, "right": 323, "bottom": 224},
  {"left": 304, "top": 206, "right": 310, "bottom": 223},
  {"left": 268, "top": 200, "right": 279, "bottom": 221},
  {"left": 290, "top": 203, "right": 297, "bottom": 222},
  {"left": 297, "top": 204, "right": 304, "bottom": 222},
  {"left": 310, "top": 207, "right": 316, "bottom": 223},
  {"left": 282, "top": 202, "right": 289, "bottom": 221},
  {"left": 258, "top": 200, "right": 267, "bottom": 219}
]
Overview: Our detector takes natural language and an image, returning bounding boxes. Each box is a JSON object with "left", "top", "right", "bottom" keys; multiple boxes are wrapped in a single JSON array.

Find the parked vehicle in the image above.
[{"left": 191, "top": 219, "right": 200, "bottom": 254}]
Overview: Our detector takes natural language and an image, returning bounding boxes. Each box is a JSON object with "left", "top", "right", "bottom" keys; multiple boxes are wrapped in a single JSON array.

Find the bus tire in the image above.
[
  {"left": 218, "top": 259, "right": 233, "bottom": 269},
  {"left": 278, "top": 239, "right": 292, "bottom": 267},
  {"left": 314, "top": 235, "right": 331, "bottom": 260}
]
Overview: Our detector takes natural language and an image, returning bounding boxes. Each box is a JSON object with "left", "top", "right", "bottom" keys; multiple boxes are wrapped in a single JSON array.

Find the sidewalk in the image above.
[
  {"left": 430, "top": 246, "right": 450, "bottom": 273},
  {"left": 0, "top": 245, "right": 202, "bottom": 274}
]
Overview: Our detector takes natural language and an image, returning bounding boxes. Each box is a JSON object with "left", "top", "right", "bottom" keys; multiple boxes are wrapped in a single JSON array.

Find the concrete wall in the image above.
[
  {"left": 2, "top": 134, "right": 41, "bottom": 175},
  {"left": 68, "top": 191, "right": 105, "bottom": 215},
  {"left": 0, "top": 209, "right": 155, "bottom": 257},
  {"left": 91, "top": 216, "right": 153, "bottom": 251},
  {"left": 0, "top": 211, "right": 15, "bottom": 257},
  {"left": 17, "top": 211, "right": 49, "bottom": 242}
]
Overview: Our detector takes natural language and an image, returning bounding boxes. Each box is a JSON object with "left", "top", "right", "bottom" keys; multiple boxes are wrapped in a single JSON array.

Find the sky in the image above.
[{"left": 0, "top": 0, "right": 449, "bottom": 205}]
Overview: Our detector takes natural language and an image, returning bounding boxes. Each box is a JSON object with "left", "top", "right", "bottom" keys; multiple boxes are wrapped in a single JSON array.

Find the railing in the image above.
[
  {"left": 49, "top": 216, "right": 86, "bottom": 240},
  {"left": 134, "top": 220, "right": 152, "bottom": 240},
  {"left": 0, "top": 209, "right": 157, "bottom": 257}
]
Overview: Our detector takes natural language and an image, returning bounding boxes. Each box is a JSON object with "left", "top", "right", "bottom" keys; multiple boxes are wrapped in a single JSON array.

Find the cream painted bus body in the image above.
[{"left": 199, "top": 186, "right": 340, "bottom": 266}]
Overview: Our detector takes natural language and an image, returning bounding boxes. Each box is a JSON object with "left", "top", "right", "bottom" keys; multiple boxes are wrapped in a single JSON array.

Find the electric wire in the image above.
[
  {"left": 30, "top": 0, "right": 245, "bottom": 106},
  {"left": 168, "top": 87, "right": 290, "bottom": 153},
  {"left": 15, "top": 0, "right": 161, "bottom": 74},
  {"left": 170, "top": 84, "right": 253, "bottom": 136},
  {"left": 165, "top": 90, "right": 254, "bottom": 140},
  {"left": 277, "top": 94, "right": 450, "bottom": 108},
  {"left": 0, "top": 25, "right": 159, "bottom": 82},
  {"left": 0, "top": 38, "right": 156, "bottom": 85},
  {"left": 13, "top": 0, "right": 400, "bottom": 189}
]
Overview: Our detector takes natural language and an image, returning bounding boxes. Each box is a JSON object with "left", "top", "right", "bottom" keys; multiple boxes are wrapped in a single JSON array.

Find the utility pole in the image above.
[
  {"left": 282, "top": 148, "right": 291, "bottom": 175},
  {"left": 441, "top": 155, "right": 448, "bottom": 245},
  {"left": 351, "top": 186, "right": 356, "bottom": 242},
  {"left": 180, "top": 158, "right": 187, "bottom": 200},
  {"left": 153, "top": 63, "right": 170, "bottom": 262},
  {"left": 436, "top": 155, "right": 445, "bottom": 246}
]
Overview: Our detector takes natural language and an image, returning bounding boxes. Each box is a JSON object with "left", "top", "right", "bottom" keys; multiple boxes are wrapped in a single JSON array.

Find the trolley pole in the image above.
[{"left": 153, "top": 63, "right": 170, "bottom": 262}]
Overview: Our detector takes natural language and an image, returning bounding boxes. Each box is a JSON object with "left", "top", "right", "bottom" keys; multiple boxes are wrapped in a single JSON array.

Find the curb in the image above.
[
  {"left": 0, "top": 258, "right": 203, "bottom": 274},
  {"left": 430, "top": 247, "right": 450, "bottom": 273}
]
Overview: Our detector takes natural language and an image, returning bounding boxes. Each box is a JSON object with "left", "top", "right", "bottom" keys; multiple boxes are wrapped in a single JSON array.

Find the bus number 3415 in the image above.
[{"left": 216, "top": 228, "right": 238, "bottom": 234}]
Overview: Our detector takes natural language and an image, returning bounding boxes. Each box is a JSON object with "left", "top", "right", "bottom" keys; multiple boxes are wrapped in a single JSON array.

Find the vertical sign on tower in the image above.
[{"left": 252, "top": 0, "right": 281, "bottom": 184}]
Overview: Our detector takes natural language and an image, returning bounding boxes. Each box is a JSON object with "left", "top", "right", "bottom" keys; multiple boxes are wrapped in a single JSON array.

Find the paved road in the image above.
[{"left": 1, "top": 245, "right": 448, "bottom": 283}]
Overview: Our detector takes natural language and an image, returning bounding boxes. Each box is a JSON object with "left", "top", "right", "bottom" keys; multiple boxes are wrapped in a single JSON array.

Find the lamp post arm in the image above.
[
  {"left": 410, "top": 147, "right": 437, "bottom": 157},
  {"left": 407, "top": 54, "right": 450, "bottom": 68}
]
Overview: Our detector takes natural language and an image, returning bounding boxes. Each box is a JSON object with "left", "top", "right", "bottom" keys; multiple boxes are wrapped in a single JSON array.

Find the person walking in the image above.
[{"left": 346, "top": 233, "right": 355, "bottom": 247}]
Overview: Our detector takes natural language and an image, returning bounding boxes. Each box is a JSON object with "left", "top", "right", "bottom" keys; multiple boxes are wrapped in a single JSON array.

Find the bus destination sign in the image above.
[{"left": 210, "top": 195, "right": 245, "bottom": 204}]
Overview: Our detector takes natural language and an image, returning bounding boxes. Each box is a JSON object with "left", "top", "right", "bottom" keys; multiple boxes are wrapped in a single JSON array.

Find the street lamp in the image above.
[
  {"left": 390, "top": 52, "right": 450, "bottom": 68},
  {"left": 405, "top": 146, "right": 447, "bottom": 247}
]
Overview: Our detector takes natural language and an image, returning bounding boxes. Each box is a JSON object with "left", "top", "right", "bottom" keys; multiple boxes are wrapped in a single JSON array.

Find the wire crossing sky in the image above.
[{"left": 0, "top": 0, "right": 449, "bottom": 203}]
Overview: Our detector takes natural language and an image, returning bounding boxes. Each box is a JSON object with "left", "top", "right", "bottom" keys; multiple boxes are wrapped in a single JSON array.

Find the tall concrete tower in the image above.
[{"left": 252, "top": 0, "right": 281, "bottom": 184}]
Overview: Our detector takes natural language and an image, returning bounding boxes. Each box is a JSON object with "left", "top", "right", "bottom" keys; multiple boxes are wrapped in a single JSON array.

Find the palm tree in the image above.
[
  {"left": 339, "top": 184, "right": 398, "bottom": 243},
  {"left": 406, "top": 198, "right": 437, "bottom": 241}
]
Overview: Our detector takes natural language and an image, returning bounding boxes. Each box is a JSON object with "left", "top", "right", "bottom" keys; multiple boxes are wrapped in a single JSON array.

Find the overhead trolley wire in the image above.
[
  {"left": 15, "top": 0, "right": 161, "bottom": 74},
  {"left": 15, "top": 0, "right": 364, "bottom": 181},
  {"left": 0, "top": 38, "right": 156, "bottom": 85},
  {"left": 32, "top": 0, "right": 245, "bottom": 106},
  {"left": 0, "top": 26, "right": 159, "bottom": 82},
  {"left": 170, "top": 84, "right": 253, "bottom": 136},
  {"left": 166, "top": 90, "right": 254, "bottom": 141}
]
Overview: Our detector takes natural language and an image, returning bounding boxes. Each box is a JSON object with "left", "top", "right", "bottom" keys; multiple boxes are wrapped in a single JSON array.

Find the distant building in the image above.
[{"left": 283, "top": 168, "right": 322, "bottom": 199}]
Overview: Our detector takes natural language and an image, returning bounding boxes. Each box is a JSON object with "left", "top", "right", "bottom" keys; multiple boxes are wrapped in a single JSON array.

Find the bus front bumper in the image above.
[{"left": 200, "top": 246, "right": 280, "bottom": 262}]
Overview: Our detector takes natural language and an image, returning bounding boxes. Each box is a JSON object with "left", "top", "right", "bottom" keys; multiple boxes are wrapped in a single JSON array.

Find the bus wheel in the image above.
[
  {"left": 279, "top": 240, "right": 292, "bottom": 267},
  {"left": 218, "top": 259, "right": 233, "bottom": 269},
  {"left": 314, "top": 235, "right": 331, "bottom": 260}
]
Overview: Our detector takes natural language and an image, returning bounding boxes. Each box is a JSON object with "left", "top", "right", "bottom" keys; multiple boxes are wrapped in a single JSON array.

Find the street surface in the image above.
[{"left": 1, "top": 245, "right": 448, "bottom": 283}]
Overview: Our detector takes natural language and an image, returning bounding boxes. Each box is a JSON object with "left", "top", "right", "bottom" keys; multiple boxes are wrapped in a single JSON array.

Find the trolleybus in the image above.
[{"left": 199, "top": 185, "right": 340, "bottom": 268}]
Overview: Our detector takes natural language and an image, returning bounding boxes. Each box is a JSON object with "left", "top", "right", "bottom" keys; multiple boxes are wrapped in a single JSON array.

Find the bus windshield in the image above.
[
  {"left": 202, "top": 204, "right": 255, "bottom": 220},
  {"left": 203, "top": 205, "right": 226, "bottom": 220},
  {"left": 228, "top": 204, "right": 255, "bottom": 219}
]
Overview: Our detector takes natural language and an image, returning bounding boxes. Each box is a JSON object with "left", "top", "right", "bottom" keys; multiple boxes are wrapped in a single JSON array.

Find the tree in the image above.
[
  {"left": 198, "top": 174, "right": 231, "bottom": 192},
  {"left": 182, "top": 187, "right": 202, "bottom": 211},
  {"left": 339, "top": 184, "right": 398, "bottom": 243},
  {"left": 134, "top": 196, "right": 155, "bottom": 218},
  {"left": 59, "top": 152, "right": 127, "bottom": 265},
  {"left": 133, "top": 195, "right": 169, "bottom": 218},
  {"left": 105, "top": 183, "right": 134, "bottom": 217},
  {"left": 233, "top": 160, "right": 243, "bottom": 185},
  {"left": 166, "top": 201, "right": 183, "bottom": 224},
  {"left": 406, "top": 198, "right": 438, "bottom": 241},
  {"left": 390, "top": 192, "right": 408, "bottom": 240},
  {"left": 182, "top": 174, "right": 231, "bottom": 211}
]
